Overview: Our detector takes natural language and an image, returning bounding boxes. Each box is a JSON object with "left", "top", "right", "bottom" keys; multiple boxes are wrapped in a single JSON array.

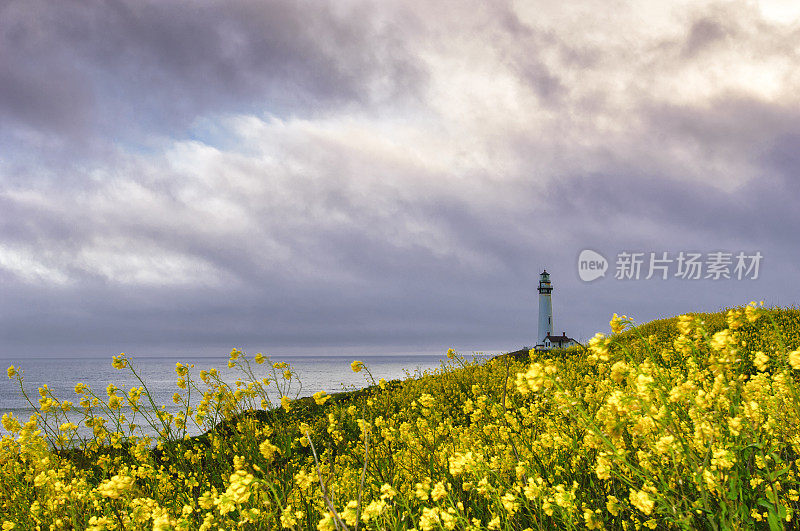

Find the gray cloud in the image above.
[
  {"left": 682, "top": 17, "right": 731, "bottom": 57},
  {"left": 1, "top": 0, "right": 799, "bottom": 359},
  {"left": 0, "top": 0, "right": 423, "bottom": 147}
]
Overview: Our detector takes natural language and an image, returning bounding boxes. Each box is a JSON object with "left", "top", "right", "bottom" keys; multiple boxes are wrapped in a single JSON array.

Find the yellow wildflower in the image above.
[
  {"left": 280, "top": 505, "right": 301, "bottom": 528},
  {"left": 788, "top": 350, "right": 800, "bottom": 370},
  {"left": 588, "top": 332, "right": 610, "bottom": 360},
  {"left": 595, "top": 455, "right": 611, "bottom": 479},
  {"left": 420, "top": 508, "right": 441, "bottom": 531},
  {"left": 97, "top": 474, "right": 135, "bottom": 499},
  {"left": 726, "top": 309, "right": 744, "bottom": 329},
  {"left": 1, "top": 413, "right": 20, "bottom": 434},
  {"left": 606, "top": 495, "right": 620, "bottom": 516},
  {"left": 87, "top": 517, "right": 112, "bottom": 531},
  {"left": 584, "top": 508, "right": 602, "bottom": 530},
  {"left": 654, "top": 435, "right": 675, "bottom": 455},
  {"left": 6, "top": 366, "right": 15, "bottom": 379},
  {"left": 225, "top": 468, "right": 255, "bottom": 505},
  {"left": 342, "top": 500, "right": 359, "bottom": 527},
  {"left": 415, "top": 477, "right": 431, "bottom": 500},
  {"left": 629, "top": 489, "right": 654, "bottom": 515},
  {"left": 610, "top": 361, "right": 628, "bottom": 384},
  {"left": 431, "top": 481, "right": 447, "bottom": 502},
  {"left": 610, "top": 313, "right": 627, "bottom": 334},
  {"left": 419, "top": 393, "right": 435, "bottom": 408},
  {"left": 677, "top": 314, "right": 693, "bottom": 335},
  {"left": 313, "top": 391, "right": 330, "bottom": 405},
  {"left": 501, "top": 492, "right": 519, "bottom": 515},
  {"left": 361, "top": 499, "right": 387, "bottom": 523},
  {"left": 294, "top": 468, "right": 317, "bottom": 491},
  {"left": 745, "top": 301, "right": 762, "bottom": 322},
  {"left": 108, "top": 395, "right": 122, "bottom": 410},
  {"left": 380, "top": 483, "right": 397, "bottom": 500},
  {"left": 754, "top": 351, "right": 769, "bottom": 372},
  {"left": 728, "top": 416, "right": 742, "bottom": 436},
  {"left": 710, "top": 329, "right": 731, "bottom": 351},
  {"left": 259, "top": 439, "right": 280, "bottom": 461},
  {"left": 351, "top": 360, "right": 364, "bottom": 373},
  {"left": 317, "top": 514, "right": 336, "bottom": 531}
]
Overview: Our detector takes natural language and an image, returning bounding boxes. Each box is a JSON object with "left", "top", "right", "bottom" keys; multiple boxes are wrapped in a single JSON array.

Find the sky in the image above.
[{"left": 1, "top": 0, "right": 799, "bottom": 359}]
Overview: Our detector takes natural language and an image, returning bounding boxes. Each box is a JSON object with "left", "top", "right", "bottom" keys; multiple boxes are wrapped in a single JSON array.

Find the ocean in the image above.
[{"left": 0, "top": 353, "right": 463, "bottom": 441}]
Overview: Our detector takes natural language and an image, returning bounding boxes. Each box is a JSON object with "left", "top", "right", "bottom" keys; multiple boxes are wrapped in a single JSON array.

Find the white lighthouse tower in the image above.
[
  {"left": 534, "top": 270, "right": 578, "bottom": 351},
  {"left": 537, "top": 269, "right": 553, "bottom": 346}
]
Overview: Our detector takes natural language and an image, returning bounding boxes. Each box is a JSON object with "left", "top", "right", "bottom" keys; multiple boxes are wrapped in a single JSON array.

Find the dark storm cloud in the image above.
[{"left": 0, "top": 0, "right": 423, "bottom": 143}]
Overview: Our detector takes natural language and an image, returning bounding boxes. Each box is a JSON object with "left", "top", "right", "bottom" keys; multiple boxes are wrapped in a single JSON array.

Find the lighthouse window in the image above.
[{"left": 548, "top": 317, "right": 551, "bottom": 324}]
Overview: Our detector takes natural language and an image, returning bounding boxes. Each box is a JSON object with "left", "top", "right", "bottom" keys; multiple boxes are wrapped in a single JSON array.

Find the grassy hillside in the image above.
[{"left": 3, "top": 303, "right": 800, "bottom": 530}]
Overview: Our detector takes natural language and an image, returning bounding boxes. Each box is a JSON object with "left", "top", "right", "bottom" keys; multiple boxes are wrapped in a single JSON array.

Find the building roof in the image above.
[{"left": 544, "top": 332, "right": 577, "bottom": 343}]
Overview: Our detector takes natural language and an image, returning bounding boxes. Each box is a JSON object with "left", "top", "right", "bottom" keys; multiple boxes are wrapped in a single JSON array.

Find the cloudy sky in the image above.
[{"left": 2, "top": 0, "right": 799, "bottom": 359}]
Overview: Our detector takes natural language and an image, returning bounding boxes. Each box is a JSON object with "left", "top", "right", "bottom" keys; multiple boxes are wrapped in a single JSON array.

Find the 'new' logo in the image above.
[{"left": 578, "top": 250, "right": 608, "bottom": 282}]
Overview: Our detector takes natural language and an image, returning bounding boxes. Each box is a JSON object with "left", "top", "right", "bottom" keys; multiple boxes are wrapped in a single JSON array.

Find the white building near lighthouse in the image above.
[{"left": 534, "top": 270, "right": 578, "bottom": 351}]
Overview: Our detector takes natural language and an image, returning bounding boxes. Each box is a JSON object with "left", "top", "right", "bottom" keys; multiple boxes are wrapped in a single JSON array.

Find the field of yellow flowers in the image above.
[{"left": 3, "top": 302, "right": 800, "bottom": 530}]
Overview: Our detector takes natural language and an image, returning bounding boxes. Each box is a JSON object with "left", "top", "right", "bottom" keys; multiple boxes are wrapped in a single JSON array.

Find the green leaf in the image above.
[{"left": 766, "top": 508, "right": 782, "bottom": 531}]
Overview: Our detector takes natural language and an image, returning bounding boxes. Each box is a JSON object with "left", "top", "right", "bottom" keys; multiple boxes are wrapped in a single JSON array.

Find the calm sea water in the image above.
[{"left": 0, "top": 354, "right": 461, "bottom": 441}]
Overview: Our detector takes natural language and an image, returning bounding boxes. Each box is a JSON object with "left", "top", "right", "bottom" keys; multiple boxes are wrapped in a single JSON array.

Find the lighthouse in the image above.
[
  {"left": 535, "top": 270, "right": 578, "bottom": 351},
  {"left": 537, "top": 270, "right": 553, "bottom": 345}
]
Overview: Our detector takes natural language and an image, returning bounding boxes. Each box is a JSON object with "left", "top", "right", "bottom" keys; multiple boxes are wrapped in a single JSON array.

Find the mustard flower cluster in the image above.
[{"left": 2, "top": 303, "right": 800, "bottom": 530}]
